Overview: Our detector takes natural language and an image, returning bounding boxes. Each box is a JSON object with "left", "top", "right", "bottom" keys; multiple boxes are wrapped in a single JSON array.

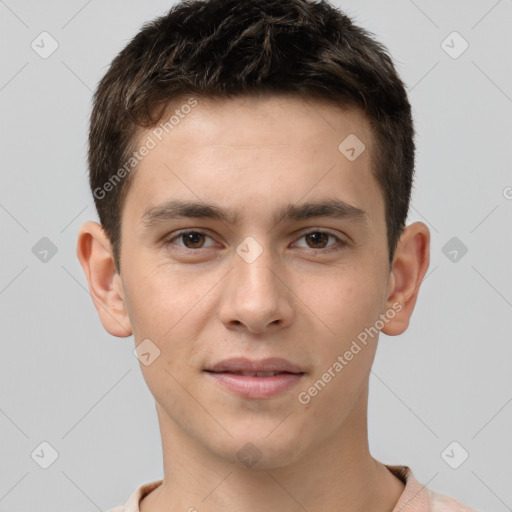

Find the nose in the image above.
[{"left": 218, "top": 244, "right": 295, "bottom": 335}]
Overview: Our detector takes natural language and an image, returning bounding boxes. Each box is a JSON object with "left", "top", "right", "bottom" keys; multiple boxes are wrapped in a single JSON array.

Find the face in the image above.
[{"left": 87, "top": 94, "right": 419, "bottom": 470}]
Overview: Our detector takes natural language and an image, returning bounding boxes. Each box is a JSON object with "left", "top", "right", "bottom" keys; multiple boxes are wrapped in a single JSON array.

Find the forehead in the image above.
[
  {"left": 122, "top": 94, "right": 383, "bottom": 229},
  {"left": 151, "top": 93, "right": 373, "bottom": 145}
]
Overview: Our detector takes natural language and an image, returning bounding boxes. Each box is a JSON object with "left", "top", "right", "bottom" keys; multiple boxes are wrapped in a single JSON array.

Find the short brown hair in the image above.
[{"left": 88, "top": 0, "right": 414, "bottom": 272}]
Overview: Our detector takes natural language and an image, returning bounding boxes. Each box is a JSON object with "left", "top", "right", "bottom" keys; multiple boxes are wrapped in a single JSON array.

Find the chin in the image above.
[{"left": 214, "top": 426, "right": 307, "bottom": 470}]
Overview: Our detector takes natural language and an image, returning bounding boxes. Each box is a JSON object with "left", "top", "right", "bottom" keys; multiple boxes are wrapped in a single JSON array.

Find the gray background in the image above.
[{"left": 0, "top": 0, "right": 511, "bottom": 510}]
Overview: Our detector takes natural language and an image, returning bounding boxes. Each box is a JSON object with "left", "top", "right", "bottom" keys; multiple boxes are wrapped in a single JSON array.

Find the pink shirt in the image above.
[{"left": 107, "top": 465, "right": 477, "bottom": 511}]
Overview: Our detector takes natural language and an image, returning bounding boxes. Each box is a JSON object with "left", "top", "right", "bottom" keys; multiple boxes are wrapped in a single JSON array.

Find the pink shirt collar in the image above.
[{"left": 109, "top": 465, "right": 476, "bottom": 512}]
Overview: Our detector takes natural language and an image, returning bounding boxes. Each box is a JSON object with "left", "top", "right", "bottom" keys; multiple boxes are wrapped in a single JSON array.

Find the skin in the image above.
[{"left": 77, "top": 94, "right": 430, "bottom": 512}]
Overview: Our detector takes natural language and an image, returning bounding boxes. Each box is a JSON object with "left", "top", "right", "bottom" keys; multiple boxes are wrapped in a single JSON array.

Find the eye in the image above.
[
  {"left": 293, "top": 230, "right": 344, "bottom": 251},
  {"left": 162, "top": 229, "right": 346, "bottom": 252},
  {"left": 163, "top": 230, "right": 216, "bottom": 249}
]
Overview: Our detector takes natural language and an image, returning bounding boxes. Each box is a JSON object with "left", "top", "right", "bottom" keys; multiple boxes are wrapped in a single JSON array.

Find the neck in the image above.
[{"left": 140, "top": 392, "right": 404, "bottom": 512}]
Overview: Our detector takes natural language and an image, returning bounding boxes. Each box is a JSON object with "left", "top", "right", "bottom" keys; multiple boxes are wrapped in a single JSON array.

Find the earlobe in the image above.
[
  {"left": 76, "top": 221, "right": 132, "bottom": 337},
  {"left": 381, "top": 222, "right": 430, "bottom": 336}
]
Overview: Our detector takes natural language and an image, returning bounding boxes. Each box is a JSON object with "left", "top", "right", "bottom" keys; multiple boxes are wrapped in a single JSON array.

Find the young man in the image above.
[{"left": 76, "top": 0, "right": 477, "bottom": 510}]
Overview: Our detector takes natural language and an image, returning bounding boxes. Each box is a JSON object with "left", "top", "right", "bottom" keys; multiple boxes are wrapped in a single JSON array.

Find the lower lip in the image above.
[{"left": 205, "top": 372, "right": 304, "bottom": 399}]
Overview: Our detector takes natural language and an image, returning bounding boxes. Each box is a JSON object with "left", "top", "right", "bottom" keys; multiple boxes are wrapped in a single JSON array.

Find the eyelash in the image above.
[{"left": 162, "top": 229, "right": 347, "bottom": 253}]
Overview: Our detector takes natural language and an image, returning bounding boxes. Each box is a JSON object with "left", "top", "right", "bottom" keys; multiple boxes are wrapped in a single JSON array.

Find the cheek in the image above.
[
  {"left": 294, "top": 271, "right": 383, "bottom": 429},
  {"left": 123, "top": 269, "right": 207, "bottom": 399},
  {"left": 122, "top": 257, "right": 210, "bottom": 340},
  {"left": 301, "top": 263, "right": 386, "bottom": 348}
]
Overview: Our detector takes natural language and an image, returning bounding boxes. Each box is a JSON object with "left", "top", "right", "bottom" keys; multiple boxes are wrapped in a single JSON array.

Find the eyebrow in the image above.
[{"left": 141, "top": 198, "right": 368, "bottom": 228}]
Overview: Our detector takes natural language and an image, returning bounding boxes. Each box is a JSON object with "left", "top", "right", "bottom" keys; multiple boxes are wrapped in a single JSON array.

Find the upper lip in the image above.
[{"left": 205, "top": 357, "right": 305, "bottom": 374}]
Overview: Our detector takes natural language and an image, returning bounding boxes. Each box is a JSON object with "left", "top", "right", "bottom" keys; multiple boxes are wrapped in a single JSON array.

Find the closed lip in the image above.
[{"left": 204, "top": 357, "right": 305, "bottom": 375}]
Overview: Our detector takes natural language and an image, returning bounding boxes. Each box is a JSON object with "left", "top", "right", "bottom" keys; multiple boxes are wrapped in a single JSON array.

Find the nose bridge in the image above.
[
  {"left": 234, "top": 238, "right": 279, "bottom": 306},
  {"left": 220, "top": 236, "right": 293, "bottom": 332},
  {"left": 237, "top": 246, "right": 276, "bottom": 296}
]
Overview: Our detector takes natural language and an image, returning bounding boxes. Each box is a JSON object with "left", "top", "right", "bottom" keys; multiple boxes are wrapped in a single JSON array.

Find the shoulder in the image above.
[
  {"left": 105, "top": 479, "right": 163, "bottom": 512},
  {"left": 429, "top": 490, "right": 479, "bottom": 512},
  {"left": 385, "top": 464, "right": 478, "bottom": 512}
]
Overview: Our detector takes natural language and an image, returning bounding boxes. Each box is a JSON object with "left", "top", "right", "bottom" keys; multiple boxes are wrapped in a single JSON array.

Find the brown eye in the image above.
[
  {"left": 182, "top": 232, "right": 206, "bottom": 248},
  {"left": 304, "top": 232, "right": 330, "bottom": 249},
  {"left": 293, "top": 230, "right": 345, "bottom": 253},
  {"left": 164, "top": 230, "right": 216, "bottom": 249}
]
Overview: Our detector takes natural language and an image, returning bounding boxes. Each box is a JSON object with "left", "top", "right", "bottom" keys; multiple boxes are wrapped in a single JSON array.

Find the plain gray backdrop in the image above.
[{"left": 0, "top": 0, "right": 511, "bottom": 510}]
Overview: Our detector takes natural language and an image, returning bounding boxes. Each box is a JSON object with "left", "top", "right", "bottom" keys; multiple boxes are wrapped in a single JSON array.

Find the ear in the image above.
[
  {"left": 76, "top": 221, "right": 132, "bottom": 337},
  {"left": 381, "top": 222, "right": 430, "bottom": 336}
]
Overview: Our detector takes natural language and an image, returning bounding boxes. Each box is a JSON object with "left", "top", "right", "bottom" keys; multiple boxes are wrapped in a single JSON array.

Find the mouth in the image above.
[
  {"left": 206, "top": 370, "right": 299, "bottom": 377},
  {"left": 204, "top": 358, "right": 305, "bottom": 399},
  {"left": 205, "top": 357, "right": 305, "bottom": 375}
]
